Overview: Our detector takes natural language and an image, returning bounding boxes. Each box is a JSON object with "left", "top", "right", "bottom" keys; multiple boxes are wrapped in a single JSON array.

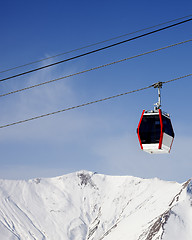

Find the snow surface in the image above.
[{"left": 0, "top": 170, "right": 191, "bottom": 240}]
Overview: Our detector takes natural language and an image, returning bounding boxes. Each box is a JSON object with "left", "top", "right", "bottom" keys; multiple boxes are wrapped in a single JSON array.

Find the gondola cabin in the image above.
[{"left": 137, "top": 109, "right": 174, "bottom": 154}]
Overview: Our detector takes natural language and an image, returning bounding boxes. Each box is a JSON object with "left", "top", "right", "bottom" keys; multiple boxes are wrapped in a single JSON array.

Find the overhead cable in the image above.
[
  {"left": 1, "top": 14, "right": 192, "bottom": 75},
  {"left": 1, "top": 17, "right": 192, "bottom": 83},
  {"left": 1, "top": 39, "right": 191, "bottom": 98},
  {"left": 0, "top": 73, "right": 191, "bottom": 129}
]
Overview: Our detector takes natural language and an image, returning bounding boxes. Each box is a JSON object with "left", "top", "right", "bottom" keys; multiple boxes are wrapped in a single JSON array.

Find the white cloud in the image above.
[{"left": 0, "top": 60, "right": 83, "bottom": 141}]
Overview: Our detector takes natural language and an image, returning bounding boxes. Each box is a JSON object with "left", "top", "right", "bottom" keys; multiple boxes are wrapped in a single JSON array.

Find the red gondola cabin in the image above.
[{"left": 137, "top": 109, "right": 174, "bottom": 154}]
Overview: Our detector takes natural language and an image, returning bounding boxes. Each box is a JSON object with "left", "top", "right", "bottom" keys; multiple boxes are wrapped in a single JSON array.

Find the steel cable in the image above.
[
  {"left": 1, "top": 39, "right": 191, "bottom": 98},
  {"left": 0, "top": 14, "right": 191, "bottom": 74},
  {"left": 0, "top": 17, "right": 192, "bottom": 83},
  {"left": 0, "top": 73, "right": 191, "bottom": 129}
]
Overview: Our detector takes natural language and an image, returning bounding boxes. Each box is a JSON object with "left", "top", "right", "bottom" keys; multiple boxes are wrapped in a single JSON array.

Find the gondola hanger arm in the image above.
[{"left": 153, "top": 82, "right": 163, "bottom": 110}]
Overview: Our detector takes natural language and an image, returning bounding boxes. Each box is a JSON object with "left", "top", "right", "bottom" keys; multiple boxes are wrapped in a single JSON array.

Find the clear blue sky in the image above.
[{"left": 0, "top": 0, "right": 192, "bottom": 182}]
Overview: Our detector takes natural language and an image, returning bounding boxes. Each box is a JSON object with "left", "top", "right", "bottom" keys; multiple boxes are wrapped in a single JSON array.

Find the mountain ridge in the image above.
[{"left": 0, "top": 170, "right": 191, "bottom": 240}]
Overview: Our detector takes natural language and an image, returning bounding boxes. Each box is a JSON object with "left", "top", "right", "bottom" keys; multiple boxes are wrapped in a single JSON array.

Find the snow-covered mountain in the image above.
[{"left": 0, "top": 171, "right": 191, "bottom": 240}]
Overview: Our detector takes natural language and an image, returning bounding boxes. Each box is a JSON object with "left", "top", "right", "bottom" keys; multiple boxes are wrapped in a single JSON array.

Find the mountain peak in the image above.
[{"left": 0, "top": 172, "right": 191, "bottom": 239}]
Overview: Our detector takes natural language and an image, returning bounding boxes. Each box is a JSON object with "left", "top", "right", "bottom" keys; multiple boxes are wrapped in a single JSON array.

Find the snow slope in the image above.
[{"left": 0, "top": 170, "right": 191, "bottom": 240}]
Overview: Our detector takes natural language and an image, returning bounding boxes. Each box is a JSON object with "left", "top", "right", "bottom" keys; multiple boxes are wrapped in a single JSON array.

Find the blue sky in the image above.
[{"left": 0, "top": 1, "right": 192, "bottom": 182}]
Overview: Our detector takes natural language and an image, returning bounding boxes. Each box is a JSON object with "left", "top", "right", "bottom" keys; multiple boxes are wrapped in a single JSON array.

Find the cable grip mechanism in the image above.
[{"left": 153, "top": 81, "right": 163, "bottom": 110}]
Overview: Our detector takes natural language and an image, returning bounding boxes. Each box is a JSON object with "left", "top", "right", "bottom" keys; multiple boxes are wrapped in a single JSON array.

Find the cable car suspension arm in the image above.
[{"left": 153, "top": 82, "right": 163, "bottom": 110}]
